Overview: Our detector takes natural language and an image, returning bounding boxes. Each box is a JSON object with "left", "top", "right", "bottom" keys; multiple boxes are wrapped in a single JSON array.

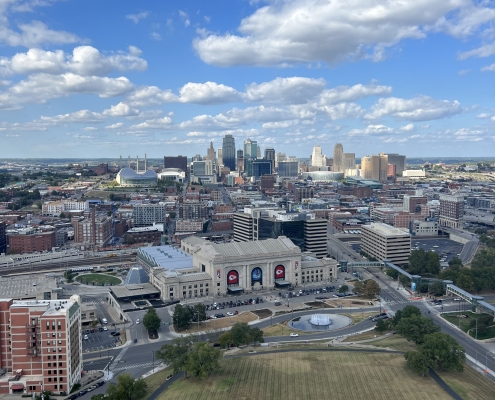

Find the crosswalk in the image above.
[
  {"left": 384, "top": 300, "right": 418, "bottom": 306},
  {"left": 111, "top": 361, "right": 161, "bottom": 372}
]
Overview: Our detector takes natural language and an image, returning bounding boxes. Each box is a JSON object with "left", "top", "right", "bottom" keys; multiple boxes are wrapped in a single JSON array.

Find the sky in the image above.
[{"left": 1, "top": 0, "right": 495, "bottom": 159}]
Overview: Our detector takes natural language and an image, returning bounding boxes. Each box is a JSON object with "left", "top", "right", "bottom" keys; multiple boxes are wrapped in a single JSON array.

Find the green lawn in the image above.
[
  {"left": 441, "top": 312, "right": 495, "bottom": 339},
  {"left": 153, "top": 351, "right": 453, "bottom": 400},
  {"left": 75, "top": 273, "right": 121, "bottom": 286}
]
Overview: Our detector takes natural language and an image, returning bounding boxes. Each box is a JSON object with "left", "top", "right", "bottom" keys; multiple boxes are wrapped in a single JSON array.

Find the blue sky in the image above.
[{"left": 1, "top": 0, "right": 495, "bottom": 159}]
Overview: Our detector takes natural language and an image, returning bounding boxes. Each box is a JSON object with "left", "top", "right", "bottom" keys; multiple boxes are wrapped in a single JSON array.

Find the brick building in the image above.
[
  {"left": 124, "top": 227, "right": 161, "bottom": 244},
  {"left": 0, "top": 296, "right": 82, "bottom": 395},
  {"left": 72, "top": 211, "right": 113, "bottom": 248},
  {"left": 179, "top": 202, "right": 208, "bottom": 220},
  {"left": 8, "top": 231, "right": 56, "bottom": 253},
  {"left": 0, "top": 221, "right": 6, "bottom": 254}
]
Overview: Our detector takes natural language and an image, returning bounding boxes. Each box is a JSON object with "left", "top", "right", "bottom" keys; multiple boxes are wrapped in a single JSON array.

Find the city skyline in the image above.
[{"left": 1, "top": 1, "right": 495, "bottom": 158}]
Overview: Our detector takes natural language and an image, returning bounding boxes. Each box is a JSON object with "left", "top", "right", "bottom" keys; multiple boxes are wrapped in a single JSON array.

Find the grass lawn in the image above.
[
  {"left": 262, "top": 322, "right": 310, "bottom": 337},
  {"left": 371, "top": 335, "right": 418, "bottom": 352},
  {"left": 438, "top": 365, "right": 495, "bottom": 400},
  {"left": 144, "top": 366, "right": 174, "bottom": 397},
  {"left": 441, "top": 312, "right": 495, "bottom": 339},
  {"left": 176, "top": 312, "right": 258, "bottom": 334},
  {"left": 344, "top": 311, "right": 376, "bottom": 324},
  {"left": 342, "top": 329, "right": 390, "bottom": 342},
  {"left": 155, "top": 351, "right": 452, "bottom": 400},
  {"left": 75, "top": 273, "right": 121, "bottom": 286}
]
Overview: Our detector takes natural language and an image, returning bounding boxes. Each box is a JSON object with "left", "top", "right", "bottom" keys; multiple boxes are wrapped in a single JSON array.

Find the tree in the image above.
[
  {"left": 385, "top": 269, "right": 399, "bottom": 280},
  {"left": 364, "top": 280, "right": 381, "bottom": 298},
  {"left": 375, "top": 318, "right": 389, "bottom": 332},
  {"left": 64, "top": 270, "right": 75, "bottom": 283},
  {"left": 448, "top": 257, "right": 463, "bottom": 269},
  {"left": 184, "top": 342, "right": 221, "bottom": 380},
  {"left": 396, "top": 315, "right": 440, "bottom": 344},
  {"left": 91, "top": 395, "right": 106, "bottom": 400},
  {"left": 156, "top": 337, "right": 193, "bottom": 377},
  {"left": 428, "top": 282, "right": 445, "bottom": 297},
  {"left": 405, "top": 351, "right": 430, "bottom": 377},
  {"left": 59, "top": 212, "right": 66, "bottom": 219},
  {"left": 106, "top": 373, "right": 147, "bottom": 400},
  {"left": 191, "top": 303, "right": 207, "bottom": 322},
  {"left": 352, "top": 281, "right": 365, "bottom": 295},
  {"left": 339, "top": 285, "right": 349, "bottom": 295},
  {"left": 172, "top": 304, "right": 193, "bottom": 331},
  {"left": 426, "top": 252, "right": 440, "bottom": 275},
  {"left": 456, "top": 272, "right": 474, "bottom": 292},
  {"left": 393, "top": 305, "right": 422, "bottom": 326},
  {"left": 399, "top": 274, "right": 411, "bottom": 287},
  {"left": 143, "top": 307, "right": 161, "bottom": 332},
  {"left": 420, "top": 332, "right": 465, "bottom": 372},
  {"left": 469, "top": 315, "right": 493, "bottom": 335}
]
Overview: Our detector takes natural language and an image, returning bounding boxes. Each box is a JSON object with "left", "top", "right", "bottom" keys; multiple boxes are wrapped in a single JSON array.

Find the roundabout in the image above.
[{"left": 288, "top": 313, "right": 352, "bottom": 332}]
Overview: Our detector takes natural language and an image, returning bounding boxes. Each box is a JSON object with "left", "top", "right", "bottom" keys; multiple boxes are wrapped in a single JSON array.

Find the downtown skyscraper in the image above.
[{"left": 222, "top": 134, "right": 236, "bottom": 171}]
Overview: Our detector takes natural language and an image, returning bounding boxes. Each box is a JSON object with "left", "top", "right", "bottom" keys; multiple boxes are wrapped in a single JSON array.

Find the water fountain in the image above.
[
  {"left": 309, "top": 314, "right": 331, "bottom": 326},
  {"left": 288, "top": 313, "right": 351, "bottom": 331}
]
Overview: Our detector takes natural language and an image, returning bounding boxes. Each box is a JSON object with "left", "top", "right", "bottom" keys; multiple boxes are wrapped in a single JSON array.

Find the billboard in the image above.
[
  {"left": 252, "top": 267, "right": 262, "bottom": 284},
  {"left": 227, "top": 270, "right": 239, "bottom": 285},
  {"left": 216, "top": 269, "right": 221, "bottom": 279},
  {"left": 275, "top": 265, "right": 285, "bottom": 280}
]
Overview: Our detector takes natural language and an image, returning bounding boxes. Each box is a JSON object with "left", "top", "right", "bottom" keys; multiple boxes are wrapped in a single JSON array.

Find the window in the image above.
[
  {"left": 48, "top": 371, "right": 51, "bottom": 375},
  {"left": 47, "top": 355, "right": 51, "bottom": 360},
  {"left": 60, "top": 377, "right": 63, "bottom": 382},
  {"left": 194, "top": 284, "right": 197, "bottom": 288},
  {"left": 48, "top": 363, "right": 51, "bottom": 367},
  {"left": 58, "top": 340, "right": 62, "bottom": 344},
  {"left": 52, "top": 333, "right": 56, "bottom": 337},
  {"left": 59, "top": 355, "right": 62, "bottom": 360},
  {"left": 217, "top": 283, "right": 220, "bottom": 287},
  {"left": 46, "top": 333, "right": 50, "bottom": 338},
  {"left": 48, "top": 378, "right": 52, "bottom": 382},
  {"left": 47, "top": 348, "right": 51, "bottom": 353},
  {"left": 205, "top": 283, "right": 208, "bottom": 287},
  {"left": 58, "top": 333, "right": 62, "bottom": 337},
  {"left": 59, "top": 370, "right": 63, "bottom": 375},
  {"left": 200, "top": 284, "right": 203, "bottom": 287},
  {"left": 59, "top": 362, "right": 62, "bottom": 367}
]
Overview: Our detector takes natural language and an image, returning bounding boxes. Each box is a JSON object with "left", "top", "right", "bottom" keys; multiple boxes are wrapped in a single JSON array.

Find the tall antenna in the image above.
[
  {"left": 144, "top": 153, "right": 147, "bottom": 171},
  {"left": 136, "top": 155, "right": 139, "bottom": 173}
]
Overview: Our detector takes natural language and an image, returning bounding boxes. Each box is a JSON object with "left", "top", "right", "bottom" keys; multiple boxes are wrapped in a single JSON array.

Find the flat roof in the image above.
[
  {"left": 362, "top": 222, "right": 410, "bottom": 237},
  {"left": 0, "top": 276, "right": 58, "bottom": 299},
  {"left": 110, "top": 283, "right": 160, "bottom": 299},
  {"left": 137, "top": 245, "right": 193, "bottom": 271}
]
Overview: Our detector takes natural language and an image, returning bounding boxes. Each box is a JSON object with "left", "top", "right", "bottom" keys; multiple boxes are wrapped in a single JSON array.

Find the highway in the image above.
[{"left": 0, "top": 254, "right": 136, "bottom": 275}]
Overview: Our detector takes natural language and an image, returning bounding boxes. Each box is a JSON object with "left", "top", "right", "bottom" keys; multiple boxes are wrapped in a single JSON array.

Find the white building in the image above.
[
  {"left": 133, "top": 204, "right": 166, "bottom": 227},
  {"left": 402, "top": 170, "right": 426, "bottom": 178},
  {"left": 361, "top": 222, "right": 411, "bottom": 265},
  {"left": 42, "top": 201, "right": 89, "bottom": 217},
  {"left": 311, "top": 145, "right": 327, "bottom": 167}
]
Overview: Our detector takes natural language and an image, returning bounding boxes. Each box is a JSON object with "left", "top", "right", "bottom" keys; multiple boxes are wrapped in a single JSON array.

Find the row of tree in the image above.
[
  {"left": 439, "top": 266, "right": 495, "bottom": 292},
  {"left": 408, "top": 249, "right": 441, "bottom": 276},
  {"left": 218, "top": 322, "right": 264, "bottom": 348},
  {"left": 173, "top": 303, "right": 207, "bottom": 331},
  {"left": 389, "top": 306, "right": 465, "bottom": 376},
  {"left": 352, "top": 279, "right": 381, "bottom": 298}
]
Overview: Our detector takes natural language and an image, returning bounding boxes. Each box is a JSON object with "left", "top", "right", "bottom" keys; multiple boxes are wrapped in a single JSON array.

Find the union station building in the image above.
[{"left": 137, "top": 236, "right": 338, "bottom": 300}]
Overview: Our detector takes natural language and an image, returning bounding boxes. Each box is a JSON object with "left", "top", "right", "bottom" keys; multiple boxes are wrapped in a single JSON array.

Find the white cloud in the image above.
[
  {"left": 40, "top": 110, "right": 105, "bottom": 123},
  {"left": 178, "top": 81, "right": 241, "bottom": 104},
  {"left": 83, "top": 126, "right": 97, "bottom": 131},
  {"left": 458, "top": 42, "right": 495, "bottom": 59},
  {"left": 262, "top": 120, "right": 299, "bottom": 129},
  {"left": 481, "top": 63, "right": 495, "bottom": 72},
  {"left": 130, "top": 117, "right": 173, "bottom": 130},
  {"left": 193, "top": 0, "right": 479, "bottom": 67},
  {"left": 179, "top": 10, "right": 190, "bottom": 27},
  {"left": 400, "top": 123, "right": 415, "bottom": 131},
  {"left": 150, "top": 32, "right": 161, "bottom": 41},
  {"left": 245, "top": 77, "right": 326, "bottom": 104},
  {"left": 366, "top": 95, "right": 462, "bottom": 121},
  {"left": 477, "top": 113, "right": 491, "bottom": 119},
  {"left": 318, "top": 83, "right": 392, "bottom": 106},
  {"left": 453, "top": 127, "right": 486, "bottom": 141},
  {"left": 0, "top": 73, "right": 134, "bottom": 109},
  {"left": 347, "top": 124, "right": 394, "bottom": 136},
  {"left": 126, "top": 11, "right": 149, "bottom": 24},
  {"left": 126, "top": 85, "right": 177, "bottom": 107},
  {"left": 325, "top": 102, "right": 363, "bottom": 120},
  {"left": 103, "top": 102, "right": 139, "bottom": 117},
  {"left": 1, "top": 46, "right": 147, "bottom": 76},
  {"left": 105, "top": 123, "right": 124, "bottom": 130}
]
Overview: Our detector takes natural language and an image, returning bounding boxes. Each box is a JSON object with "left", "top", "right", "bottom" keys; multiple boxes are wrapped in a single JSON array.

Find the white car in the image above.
[
  {"left": 103, "top": 327, "right": 108, "bottom": 331},
  {"left": 83, "top": 335, "right": 89, "bottom": 340},
  {"left": 136, "top": 319, "right": 140, "bottom": 324},
  {"left": 290, "top": 333, "right": 299, "bottom": 337},
  {"left": 453, "top": 298, "right": 461, "bottom": 301},
  {"left": 226, "top": 312, "right": 234, "bottom": 316}
]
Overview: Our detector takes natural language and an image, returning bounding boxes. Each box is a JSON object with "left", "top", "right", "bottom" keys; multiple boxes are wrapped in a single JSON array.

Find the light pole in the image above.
[
  {"left": 152, "top": 351, "right": 155, "bottom": 372},
  {"left": 485, "top": 351, "right": 491, "bottom": 373}
]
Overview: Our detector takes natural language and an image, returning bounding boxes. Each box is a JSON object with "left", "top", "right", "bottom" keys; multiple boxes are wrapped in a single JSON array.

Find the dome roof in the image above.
[{"left": 117, "top": 168, "right": 157, "bottom": 180}]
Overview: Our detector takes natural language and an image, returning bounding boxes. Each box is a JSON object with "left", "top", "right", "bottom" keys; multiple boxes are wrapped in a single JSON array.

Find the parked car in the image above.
[
  {"left": 136, "top": 318, "right": 140, "bottom": 324},
  {"left": 83, "top": 335, "right": 89, "bottom": 340},
  {"left": 226, "top": 312, "right": 234, "bottom": 316},
  {"left": 234, "top": 311, "right": 239, "bottom": 315},
  {"left": 290, "top": 333, "right": 299, "bottom": 337}
]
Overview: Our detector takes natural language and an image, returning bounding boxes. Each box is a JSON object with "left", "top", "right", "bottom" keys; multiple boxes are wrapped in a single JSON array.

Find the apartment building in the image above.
[
  {"left": 0, "top": 296, "right": 82, "bottom": 395},
  {"left": 179, "top": 202, "right": 208, "bottom": 220},
  {"left": 361, "top": 222, "right": 411, "bottom": 265},
  {"left": 132, "top": 204, "right": 166, "bottom": 227},
  {"left": 439, "top": 194, "right": 464, "bottom": 229},
  {"left": 72, "top": 212, "right": 113, "bottom": 248},
  {"left": 42, "top": 201, "right": 89, "bottom": 217},
  {"left": 8, "top": 231, "right": 56, "bottom": 253}
]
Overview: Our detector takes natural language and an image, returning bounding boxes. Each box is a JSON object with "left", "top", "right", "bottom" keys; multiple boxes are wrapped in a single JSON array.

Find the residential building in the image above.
[
  {"left": 333, "top": 143, "right": 343, "bottom": 172},
  {"left": 360, "top": 153, "right": 388, "bottom": 181},
  {"left": 124, "top": 226, "right": 161, "bottom": 244},
  {"left": 342, "top": 153, "right": 356, "bottom": 170},
  {"left": 0, "top": 295, "right": 82, "bottom": 395},
  {"left": 72, "top": 211, "right": 113, "bottom": 248},
  {"left": 179, "top": 202, "right": 208, "bottom": 220},
  {"left": 222, "top": 134, "right": 236, "bottom": 171},
  {"left": 175, "top": 219, "right": 204, "bottom": 233},
  {"left": 361, "top": 222, "right": 411, "bottom": 265},
  {"left": 294, "top": 186, "right": 314, "bottom": 202},
  {"left": 439, "top": 194, "right": 464, "bottom": 229},
  {"left": 164, "top": 156, "right": 188, "bottom": 171},
  {"left": 42, "top": 201, "right": 89, "bottom": 217},
  {"left": 8, "top": 230, "right": 56, "bottom": 253},
  {"left": 403, "top": 195, "right": 428, "bottom": 213},
  {"left": 132, "top": 204, "right": 166, "bottom": 227}
]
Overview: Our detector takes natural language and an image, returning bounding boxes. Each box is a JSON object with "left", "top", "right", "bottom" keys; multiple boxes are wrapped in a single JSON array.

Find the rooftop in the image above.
[
  {"left": 110, "top": 283, "right": 160, "bottom": 299},
  {"left": 0, "top": 275, "right": 58, "bottom": 299},
  {"left": 137, "top": 245, "right": 194, "bottom": 271},
  {"left": 202, "top": 236, "right": 300, "bottom": 258},
  {"left": 362, "top": 222, "right": 410, "bottom": 237}
]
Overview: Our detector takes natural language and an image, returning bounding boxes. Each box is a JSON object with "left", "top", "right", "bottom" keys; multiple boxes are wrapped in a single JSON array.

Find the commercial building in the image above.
[
  {"left": 222, "top": 134, "right": 236, "bottom": 171},
  {"left": 8, "top": 230, "right": 56, "bottom": 253},
  {"left": 179, "top": 202, "right": 208, "bottom": 220},
  {"left": 124, "top": 226, "right": 162, "bottom": 244},
  {"left": 361, "top": 222, "right": 411, "bottom": 265},
  {"left": 360, "top": 153, "right": 388, "bottom": 181},
  {"left": 164, "top": 155, "right": 188, "bottom": 171},
  {"left": 385, "top": 153, "right": 407, "bottom": 175},
  {"left": 206, "top": 142, "right": 216, "bottom": 161},
  {"left": 342, "top": 153, "right": 356, "bottom": 170},
  {"left": 0, "top": 275, "right": 61, "bottom": 301},
  {"left": 333, "top": 143, "right": 343, "bottom": 172},
  {"left": 157, "top": 168, "right": 185, "bottom": 183},
  {"left": 411, "top": 220, "right": 438, "bottom": 236},
  {"left": 294, "top": 185, "right": 314, "bottom": 202},
  {"left": 175, "top": 219, "right": 204, "bottom": 233},
  {"left": 403, "top": 195, "right": 428, "bottom": 213},
  {"left": 72, "top": 212, "right": 113, "bottom": 248},
  {"left": 42, "top": 201, "right": 90, "bottom": 217},
  {"left": 245, "top": 159, "right": 272, "bottom": 179},
  {"left": 264, "top": 147, "right": 275, "bottom": 170},
  {"left": 311, "top": 145, "right": 327, "bottom": 167},
  {"left": 402, "top": 170, "right": 426, "bottom": 178},
  {"left": 236, "top": 150, "right": 244, "bottom": 172},
  {"left": 243, "top": 139, "right": 258, "bottom": 161},
  {"left": 0, "top": 221, "right": 6, "bottom": 254},
  {"left": 278, "top": 161, "right": 299, "bottom": 177},
  {"left": 233, "top": 209, "right": 327, "bottom": 258},
  {"left": 0, "top": 295, "right": 82, "bottom": 395},
  {"left": 191, "top": 160, "right": 214, "bottom": 177},
  {"left": 133, "top": 204, "right": 166, "bottom": 227},
  {"left": 439, "top": 194, "right": 464, "bottom": 229}
]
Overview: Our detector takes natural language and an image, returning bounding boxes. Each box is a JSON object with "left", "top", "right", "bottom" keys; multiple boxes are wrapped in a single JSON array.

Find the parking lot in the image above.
[
  {"left": 412, "top": 238, "right": 463, "bottom": 262},
  {"left": 81, "top": 325, "right": 123, "bottom": 352}
]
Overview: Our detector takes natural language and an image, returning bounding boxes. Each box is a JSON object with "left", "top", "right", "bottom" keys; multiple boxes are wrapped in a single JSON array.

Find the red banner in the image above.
[
  {"left": 227, "top": 270, "right": 239, "bottom": 285},
  {"left": 275, "top": 265, "right": 285, "bottom": 279}
]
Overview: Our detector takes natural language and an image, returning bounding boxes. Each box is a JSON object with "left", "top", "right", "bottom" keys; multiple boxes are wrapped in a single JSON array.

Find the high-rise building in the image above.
[
  {"left": 246, "top": 159, "right": 272, "bottom": 179},
  {"left": 217, "top": 148, "right": 223, "bottom": 165},
  {"left": 311, "top": 145, "right": 326, "bottom": 167},
  {"left": 361, "top": 223, "right": 411, "bottom": 265},
  {"left": 222, "top": 134, "right": 236, "bottom": 171},
  {"left": 72, "top": 211, "right": 113, "bottom": 247},
  {"left": 0, "top": 295, "right": 82, "bottom": 395},
  {"left": 179, "top": 202, "right": 208, "bottom": 219},
  {"left": 132, "top": 204, "right": 166, "bottom": 227},
  {"left": 206, "top": 142, "right": 216, "bottom": 161},
  {"left": 278, "top": 161, "right": 299, "bottom": 177},
  {"left": 360, "top": 153, "right": 388, "bottom": 181},
  {"left": 0, "top": 221, "right": 6, "bottom": 254},
  {"left": 333, "top": 143, "right": 344, "bottom": 172},
  {"left": 264, "top": 147, "right": 275, "bottom": 170},
  {"left": 236, "top": 149, "right": 244, "bottom": 171},
  {"left": 164, "top": 155, "right": 188, "bottom": 171},
  {"left": 385, "top": 153, "right": 407, "bottom": 175},
  {"left": 191, "top": 160, "right": 214, "bottom": 177},
  {"left": 342, "top": 153, "right": 356, "bottom": 170},
  {"left": 275, "top": 152, "right": 287, "bottom": 170},
  {"left": 243, "top": 138, "right": 257, "bottom": 160},
  {"left": 439, "top": 194, "right": 464, "bottom": 229}
]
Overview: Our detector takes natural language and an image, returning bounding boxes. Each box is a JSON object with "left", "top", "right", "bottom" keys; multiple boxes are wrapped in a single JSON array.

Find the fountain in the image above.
[{"left": 309, "top": 314, "right": 331, "bottom": 326}]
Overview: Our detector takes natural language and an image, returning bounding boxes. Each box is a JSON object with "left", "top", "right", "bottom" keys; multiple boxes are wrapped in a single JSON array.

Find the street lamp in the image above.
[
  {"left": 152, "top": 351, "right": 155, "bottom": 373},
  {"left": 486, "top": 351, "right": 491, "bottom": 373}
]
